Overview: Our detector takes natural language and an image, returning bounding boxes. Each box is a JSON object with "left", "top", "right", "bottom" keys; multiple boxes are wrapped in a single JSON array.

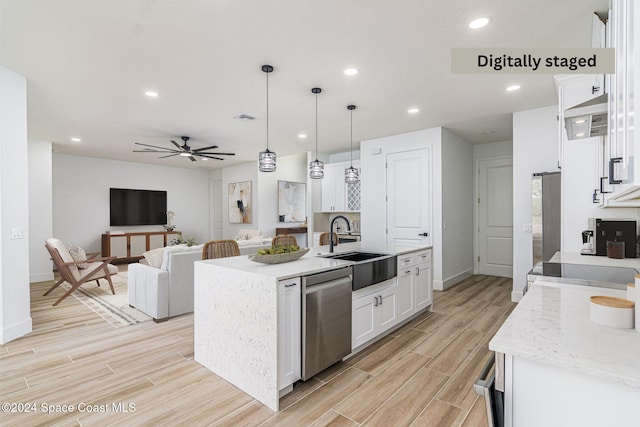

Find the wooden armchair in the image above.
[
  {"left": 44, "top": 238, "right": 118, "bottom": 306},
  {"left": 202, "top": 240, "right": 241, "bottom": 260},
  {"left": 272, "top": 235, "right": 298, "bottom": 247},
  {"left": 319, "top": 232, "right": 338, "bottom": 246}
]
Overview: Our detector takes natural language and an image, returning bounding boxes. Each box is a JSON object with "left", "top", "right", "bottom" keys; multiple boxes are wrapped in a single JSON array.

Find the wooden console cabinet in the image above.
[{"left": 101, "top": 231, "right": 181, "bottom": 264}]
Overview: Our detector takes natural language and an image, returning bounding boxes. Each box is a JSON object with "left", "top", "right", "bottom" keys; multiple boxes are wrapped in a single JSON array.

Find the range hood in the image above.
[{"left": 564, "top": 94, "right": 608, "bottom": 140}]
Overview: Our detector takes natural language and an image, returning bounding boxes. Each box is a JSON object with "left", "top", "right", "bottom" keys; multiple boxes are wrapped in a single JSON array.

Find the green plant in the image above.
[{"left": 171, "top": 236, "right": 196, "bottom": 247}]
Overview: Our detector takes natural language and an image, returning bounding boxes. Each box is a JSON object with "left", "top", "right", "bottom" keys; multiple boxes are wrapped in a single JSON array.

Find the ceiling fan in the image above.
[{"left": 133, "top": 136, "right": 235, "bottom": 162}]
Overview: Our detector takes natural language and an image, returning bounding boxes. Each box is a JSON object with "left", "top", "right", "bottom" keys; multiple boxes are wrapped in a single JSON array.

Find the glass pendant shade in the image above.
[
  {"left": 345, "top": 165, "right": 359, "bottom": 183},
  {"left": 259, "top": 64, "right": 276, "bottom": 172},
  {"left": 309, "top": 159, "right": 325, "bottom": 179},
  {"left": 259, "top": 148, "right": 276, "bottom": 172}
]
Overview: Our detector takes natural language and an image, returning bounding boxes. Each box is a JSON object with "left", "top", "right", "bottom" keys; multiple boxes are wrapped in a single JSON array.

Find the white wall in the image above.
[
  {"left": 1, "top": 67, "right": 32, "bottom": 344},
  {"left": 562, "top": 137, "right": 639, "bottom": 251},
  {"left": 473, "top": 140, "right": 513, "bottom": 160},
  {"left": 441, "top": 129, "right": 474, "bottom": 287},
  {"left": 52, "top": 154, "right": 211, "bottom": 253},
  {"left": 28, "top": 139, "right": 54, "bottom": 282},
  {"left": 512, "top": 106, "right": 559, "bottom": 300},
  {"left": 220, "top": 153, "right": 308, "bottom": 244}
]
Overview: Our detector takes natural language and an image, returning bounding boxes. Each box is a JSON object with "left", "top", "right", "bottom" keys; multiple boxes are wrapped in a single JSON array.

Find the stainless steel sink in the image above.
[
  {"left": 321, "top": 252, "right": 397, "bottom": 290},
  {"left": 323, "top": 251, "right": 389, "bottom": 262}
]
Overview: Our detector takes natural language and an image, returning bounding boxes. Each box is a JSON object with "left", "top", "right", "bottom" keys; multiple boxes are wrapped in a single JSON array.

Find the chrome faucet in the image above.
[{"left": 329, "top": 215, "right": 351, "bottom": 253}]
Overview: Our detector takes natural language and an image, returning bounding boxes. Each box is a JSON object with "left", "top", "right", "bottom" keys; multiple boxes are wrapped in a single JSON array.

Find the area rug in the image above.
[{"left": 61, "top": 271, "right": 153, "bottom": 328}]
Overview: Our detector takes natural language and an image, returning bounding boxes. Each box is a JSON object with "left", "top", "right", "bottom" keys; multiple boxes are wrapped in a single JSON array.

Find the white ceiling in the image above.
[{"left": 1, "top": 0, "right": 608, "bottom": 170}]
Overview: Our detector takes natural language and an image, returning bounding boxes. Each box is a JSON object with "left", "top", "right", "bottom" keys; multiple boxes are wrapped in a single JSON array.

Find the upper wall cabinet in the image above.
[{"left": 321, "top": 161, "right": 360, "bottom": 212}]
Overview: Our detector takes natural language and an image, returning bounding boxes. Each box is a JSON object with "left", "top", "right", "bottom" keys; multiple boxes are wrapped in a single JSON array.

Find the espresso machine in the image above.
[{"left": 581, "top": 218, "right": 637, "bottom": 258}]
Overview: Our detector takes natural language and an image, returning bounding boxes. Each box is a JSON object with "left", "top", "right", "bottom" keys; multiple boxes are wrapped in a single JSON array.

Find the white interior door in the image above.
[
  {"left": 386, "top": 148, "right": 431, "bottom": 247},
  {"left": 477, "top": 157, "right": 513, "bottom": 277}
]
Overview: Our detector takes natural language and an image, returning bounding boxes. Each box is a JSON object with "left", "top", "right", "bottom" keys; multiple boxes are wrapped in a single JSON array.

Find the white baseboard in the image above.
[
  {"left": 511, "top": 290, "right": 525, "bottom": 302},
  {"left": 435, "top": 268, "right": 473, "bottom": 291},
  {"left": 30, "top": 272, "right": 54, "bottom": 283},
  {"left": 1, "top": 317, "right": 33, "bottom": 344}
]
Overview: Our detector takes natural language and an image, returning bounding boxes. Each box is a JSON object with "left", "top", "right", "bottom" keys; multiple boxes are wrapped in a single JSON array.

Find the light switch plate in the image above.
[
  {"left": 10, "top": 227, "right": 26, "bottom": 239},
  {"left": 523, "top": 224, "right": 533, "bottom": 233}
]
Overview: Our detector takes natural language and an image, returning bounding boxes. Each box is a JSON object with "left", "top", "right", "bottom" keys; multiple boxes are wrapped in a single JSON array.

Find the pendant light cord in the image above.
[
  {"left": 350, "top": 109, "right": 353, "bottom": 167},
  {"left": 266, "top": 71, "right": 269, "bottom": 151},
  {"left": 315, "top": 93, "right": 319, "bottom": 160}
]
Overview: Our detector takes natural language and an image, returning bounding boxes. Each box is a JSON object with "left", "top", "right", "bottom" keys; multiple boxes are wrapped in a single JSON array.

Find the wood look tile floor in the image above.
[{"left": 0, "top": 274, "right": 515, "bottom": 426}]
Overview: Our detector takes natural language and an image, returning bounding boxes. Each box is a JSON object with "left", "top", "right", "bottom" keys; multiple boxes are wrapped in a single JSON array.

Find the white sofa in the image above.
[{"left": 128, "top": 245, "right": 203, "bottom": 321}]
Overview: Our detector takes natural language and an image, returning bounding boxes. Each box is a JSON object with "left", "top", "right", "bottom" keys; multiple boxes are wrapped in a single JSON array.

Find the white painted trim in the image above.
[
  {"left": 30, "top": 272, "right": 54, "bottom": 283},
  {"left": 511, "top": 290, "right": 525, "bottom": 302},
  {"left": 440, "top": 268, "right": 473, "bottom": 290},
  {"left": 1, "top": 317, "right": 32, "bottom": 344}
]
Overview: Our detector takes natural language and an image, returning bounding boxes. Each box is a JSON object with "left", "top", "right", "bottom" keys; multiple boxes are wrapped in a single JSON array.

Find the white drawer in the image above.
[
  {"left": 414, "top": 250, "right": 431, "bottom": 263},
  {"left": 397, "top": 253, "right": 415, "bottom": 267}
]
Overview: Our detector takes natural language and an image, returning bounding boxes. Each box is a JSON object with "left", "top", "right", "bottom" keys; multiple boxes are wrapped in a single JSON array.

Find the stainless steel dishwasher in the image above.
[{"left": 301, "top": 266, "right": 352, "bottom": 380}]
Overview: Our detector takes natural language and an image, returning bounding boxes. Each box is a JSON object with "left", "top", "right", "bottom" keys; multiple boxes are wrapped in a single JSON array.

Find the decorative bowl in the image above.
[{"left": 249, "top": 248, "right": 310, "bottom": 264}]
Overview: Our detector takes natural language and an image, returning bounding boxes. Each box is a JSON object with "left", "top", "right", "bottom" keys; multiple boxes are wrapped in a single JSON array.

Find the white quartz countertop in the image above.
[
  {"left": 490, "top": 280, "right": 640, "bottom": 388},
  {"left": 550, "top": 251, "right": 640, "bottom": 270},
  {"left": 197, "top": 241, "right": 431, "bottom": 280}
]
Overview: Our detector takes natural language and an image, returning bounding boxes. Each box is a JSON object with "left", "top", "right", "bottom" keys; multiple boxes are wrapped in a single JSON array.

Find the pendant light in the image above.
[
  {"left": 309, "top": 87, "right": 324, "bottom": 179},
  {"left": 258, "top": 65, "right": 276, "bottom": 172},
  {"left": 345, "top": 105, "right": 359, "bottom": 183}
]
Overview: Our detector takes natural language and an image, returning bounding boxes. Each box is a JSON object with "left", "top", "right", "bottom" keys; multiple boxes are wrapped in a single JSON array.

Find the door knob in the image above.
[{"left": 418, "top": 232, "right": 429, "bottom": 237}]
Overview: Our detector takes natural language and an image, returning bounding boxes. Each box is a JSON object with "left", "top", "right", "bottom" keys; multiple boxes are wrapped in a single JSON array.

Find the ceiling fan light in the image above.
[
  {"left": 259, "top": 148, "right": 277, "bottom": 172},
  {"left": 309, "top": 159, "right": 325, "bottom": 179},
  {"left": 179, "top": 152, "right": 191, "bottom": 157},
  {"left": 345, "top": 166, "right": 359, "bottom": 183}
]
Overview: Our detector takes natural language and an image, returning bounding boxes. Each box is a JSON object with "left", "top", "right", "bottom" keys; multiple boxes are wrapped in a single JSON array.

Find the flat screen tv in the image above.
[{"left": 110, "top": 188, "right": 167, "bottom": 226}]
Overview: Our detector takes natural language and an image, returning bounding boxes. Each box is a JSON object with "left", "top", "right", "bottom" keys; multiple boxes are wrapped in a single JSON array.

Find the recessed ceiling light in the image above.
[
  {"left": 71, "top": 137, "right": 81, "bottom": 142},
  {"left": 144, "top": 90, "right": 159, "bottom": 97},
  {"left": 407, "top": 108, "right": 420, "bottom": 114},
  {"left": 506, "top": 85, "right": 521, "bottom": 92},
  {"left": 298, "top": 133, "right": 307, "bottom": 139},
  {"left": 576, "top": 132, "right": 585, "bottom": 137},
  {"left": 574, "top": 119, "right": 587, "bottom": 124},
  {"left": 469, "top": 17, "right": 489, "bottom": 29},
  {"left": 344, "top": 68, "right": 359, "bottom": 76}
]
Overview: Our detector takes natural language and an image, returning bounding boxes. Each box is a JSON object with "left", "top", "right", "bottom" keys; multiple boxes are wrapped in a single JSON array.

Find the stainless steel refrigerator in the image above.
[{"left": 532, "top": 172, "right": 561, "bottom": 265}]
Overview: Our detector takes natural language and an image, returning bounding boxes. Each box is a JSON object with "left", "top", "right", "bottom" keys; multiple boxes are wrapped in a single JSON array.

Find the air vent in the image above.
[{"left": 233, "top": 113, "right": 256, "bottom": 121}]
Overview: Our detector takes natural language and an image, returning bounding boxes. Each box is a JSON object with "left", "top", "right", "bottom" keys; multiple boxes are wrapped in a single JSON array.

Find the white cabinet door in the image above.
[
  {"left": 110, "top": 236, "right": 128, "bottom": 258},
  {"left": 278, "top": 278, "right": 301, "bottom": 389},
  {"left": 321, "top": 164, "right": 338, "bottom": 212},
  {"left": 377, "top": 285, "right": 398, "bottom": 332},
  {"left": 130, "top": 235, "right": 147, "bottom": 257},
  {"left": 352, "top": 292, "right": 377, "bottom": 349},
  {"left": 321, "top": 162, "right": 360, "bottom": 212},
  {"left": 415, "top": 261, "right": 433, "bottom": 312},
  {"left": 396, "top": 267, "right": 415, "bottom": 323},
  {"left": 386, "top": 149, "right": 431, "bottom": 247},
  {"left": 149, "top": 234, "right": 165, "bottom": 250}
]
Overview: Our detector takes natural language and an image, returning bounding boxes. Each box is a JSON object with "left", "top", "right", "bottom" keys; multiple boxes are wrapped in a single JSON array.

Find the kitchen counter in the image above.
[
  {"left": 490, "top": 280, "right": 640, "bottom": 388},
  {"left": 549, "top": 251, "right": 640, "bottom": 270},
  {"left": 194, "top": 242, "right": 431, "bottom": 411}
]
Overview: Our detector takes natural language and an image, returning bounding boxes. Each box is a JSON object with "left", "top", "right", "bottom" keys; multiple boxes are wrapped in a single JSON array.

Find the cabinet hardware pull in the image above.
[
  {"left": 378, "top": 295, "right": 382, "bottom": 305},
  {"left": 609, "top": 158, "right": 623, "bottom": 184},
  {"left": 285, "top": 283, "right": 297, "bottom": 288},
  {"left": 374, "top": 296, "right": 379, "bottom": 307},
  {"left": 405, "top": 270, "right": 411, "bottom": 274},
  {"left": 416, "top": 268, "right": 420, "bottom": 276},
  {"left": 599, "top": 177, "right": 612, "bottom": 194}
]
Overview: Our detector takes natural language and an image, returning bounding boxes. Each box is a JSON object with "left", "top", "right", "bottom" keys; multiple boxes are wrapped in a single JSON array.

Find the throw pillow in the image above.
[
  {"left": 67, "top": 243, "right": 88, "bottom": 268},
  {"left": 143, "top": 247, "right": 165, "bottom": 269},
  {"left": 240, "top": 228, "right": 262, "bottom": 240}
]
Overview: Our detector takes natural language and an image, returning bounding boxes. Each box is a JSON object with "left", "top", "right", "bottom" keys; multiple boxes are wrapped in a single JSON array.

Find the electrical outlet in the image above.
[{"left": 523, "top": 224, "right": 533, "bottom": 233}]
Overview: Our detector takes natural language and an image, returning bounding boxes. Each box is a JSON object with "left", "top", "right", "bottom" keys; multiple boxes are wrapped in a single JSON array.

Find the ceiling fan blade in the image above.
[
  {"left": 198, "top": 153, "right": 225, "bottom": 161},
  {"left": 188, "top": 155, "right": 197, "bottom": 162},
  {"left": 199, "top": 151, "right": 235, "bottom": 156},
  {"left": 192, "top": 145, "right": 219, "bottom": 152},
  {"left": 158, "top": 153, "right": 180, "bottom": 159},
  {"left": 170, "top": 140, "right": 183, "bottom": 150},
  {"left": 135, "top": 142, "right": 179, "bottom": 151}
]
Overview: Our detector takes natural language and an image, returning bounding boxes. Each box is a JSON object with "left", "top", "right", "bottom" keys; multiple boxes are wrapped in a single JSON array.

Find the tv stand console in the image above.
[{"left": 101, "top": 231, "right": 181, "bottom": 264}]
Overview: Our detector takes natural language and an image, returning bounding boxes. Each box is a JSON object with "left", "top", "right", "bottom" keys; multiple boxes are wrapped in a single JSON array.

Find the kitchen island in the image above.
[
  {"left": 490, "top": 280, "right": 640, "bottom": 427},
  {"left": 194, "top": 242, "right": 431, "bottom": 411}
]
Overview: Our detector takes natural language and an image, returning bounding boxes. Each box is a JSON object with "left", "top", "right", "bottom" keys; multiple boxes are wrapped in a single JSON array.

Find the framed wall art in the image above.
[
  {"left": 278, "top": 180, "right": 306, "bottom": 223},
  {"left": 228, "top": 181, "right": 252, "bottom": 224}
]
